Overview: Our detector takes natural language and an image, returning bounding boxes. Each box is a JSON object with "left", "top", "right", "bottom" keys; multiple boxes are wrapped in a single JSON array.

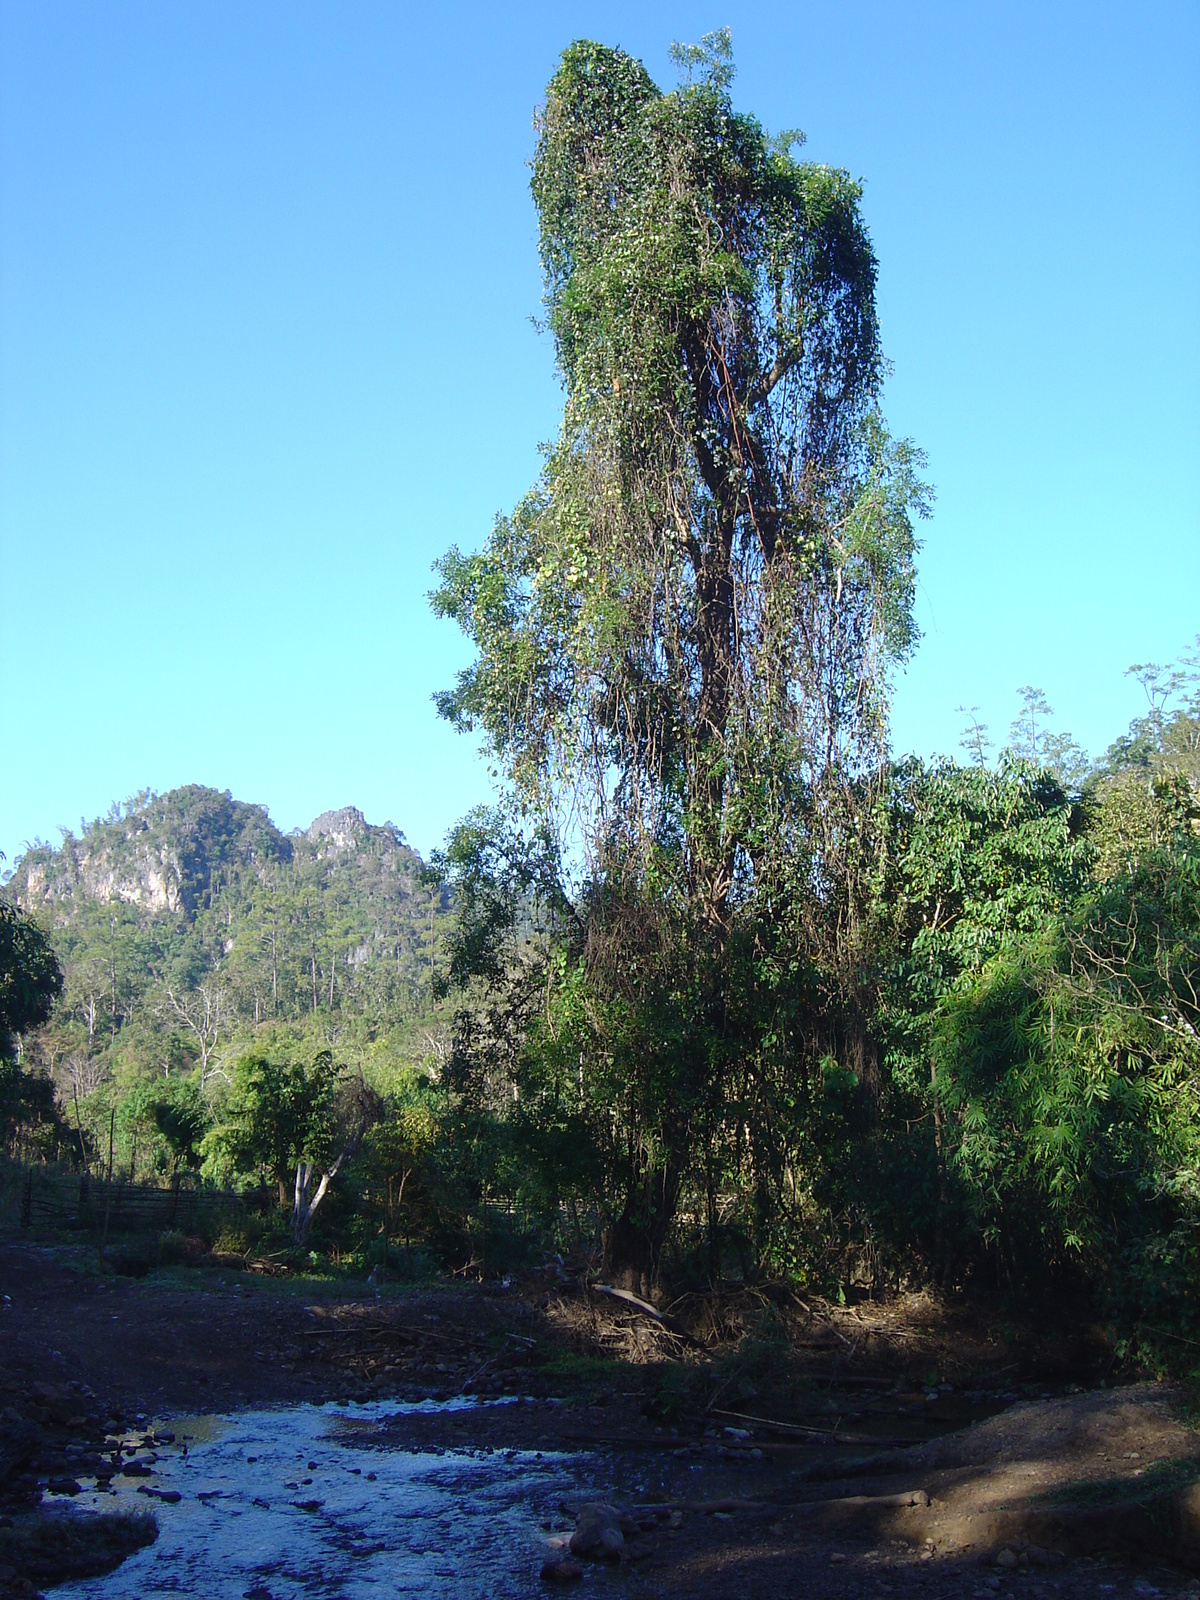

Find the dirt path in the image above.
[{"left": 2, "top": 1243, "right": 1199, "bottom": 1599}]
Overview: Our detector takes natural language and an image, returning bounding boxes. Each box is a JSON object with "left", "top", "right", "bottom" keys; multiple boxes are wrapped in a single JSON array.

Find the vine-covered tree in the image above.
[{"left": 433, "top": 33, "right": 929, "bottom": 1290}]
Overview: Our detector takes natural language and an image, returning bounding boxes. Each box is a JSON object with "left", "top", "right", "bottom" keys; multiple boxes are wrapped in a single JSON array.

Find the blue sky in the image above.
[{"left": 2, "top": 1, "right": 1196, "bottom": 861}]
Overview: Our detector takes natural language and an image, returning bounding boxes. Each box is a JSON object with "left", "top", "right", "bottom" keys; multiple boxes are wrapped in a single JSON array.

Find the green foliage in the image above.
[
  {"left": 354, "top": 1094, "right": 438, "bottom": 1253},
  {"left": 432, "top": 34, "right": 928, "bottom": 1290},
  {"left": 1095, "top": 638, "right": 1200, "bottom": 786},
  {"left": 1006, "top": 687, "right": 1090, "bottom": 791},
  {"left": 0, "top": 1059, "right": 62, "bottom": 1158},
  {"left": 149, "top": 1079, "right": 210, "bottom": 1172},
  {"left": 1087, "top": 769, "right": 1199, "bottom": 883},
  {"left": 0, "top": 899, "right": 63, "bottom": 1045},
  {"left": 206, "top": 1050, "right": 345, "bottom": 1194},
  {"left": 6, "top": 789, "right": 448, "bottom": 1047},
  {"left": 927, "top": 821, "right": 1200, "bottom": 1342},
  {"left": 2, "top": 788, "right": 451, "bottom": 1177},
  {"left": 156, "top": 1229, "right": 194, "bottom": 1267},
  {"left": 881, "top": 757, "right": 1085, "bottom": 1060},
  {"left": 0, "top": 899, "right": 65, "bottom": 1152}
]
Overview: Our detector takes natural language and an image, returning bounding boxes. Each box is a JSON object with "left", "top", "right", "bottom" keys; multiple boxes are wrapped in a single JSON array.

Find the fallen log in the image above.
[
  {"left": 589, "top": 1284, "right": 703, "bottom": 1347},
  {"left": 590, "top": 1284, "right": 664, "bottom": 1319},
  {"left": 566, "top": 1489, "right": 929, "bottom": 1520},
  {"left": 708, "top": 1406, "right": 925, "bottom": 1446},
  {"left": 299, "top": 1325, "right": 416, "bottom": 1340},
  {"left": 801, "top": 1372, "right": 901, "bottom": 1390},
  {"left": 561, "top": 1498, "right": 764, "bottom": 1520},
  {"left": 799, "top": 1447, "right": 924, "bottom": 1480},
  {"left": 792, "top": 1488, "right": 930, "bottom": 1512}
]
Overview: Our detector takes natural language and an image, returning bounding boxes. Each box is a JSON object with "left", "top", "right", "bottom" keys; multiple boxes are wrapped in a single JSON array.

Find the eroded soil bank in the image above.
[{"left": 2, "top": 1242, "right": 1199, "bottom": 1599}]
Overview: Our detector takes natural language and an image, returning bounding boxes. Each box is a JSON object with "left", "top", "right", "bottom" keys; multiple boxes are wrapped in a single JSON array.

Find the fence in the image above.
[{"left": 4, "top": 1163, "right": 248, "bottom": 1240}]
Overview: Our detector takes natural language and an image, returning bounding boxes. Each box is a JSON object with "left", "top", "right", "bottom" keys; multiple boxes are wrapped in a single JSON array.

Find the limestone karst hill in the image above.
[{"left": 3, "top": 786, "right": 452, "bottom": 1091}]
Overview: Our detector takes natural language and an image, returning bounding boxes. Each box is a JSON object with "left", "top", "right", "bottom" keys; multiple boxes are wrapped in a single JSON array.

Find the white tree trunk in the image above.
[{"left": 291, "top": 1151, "right": 344, "bottom": 1244}]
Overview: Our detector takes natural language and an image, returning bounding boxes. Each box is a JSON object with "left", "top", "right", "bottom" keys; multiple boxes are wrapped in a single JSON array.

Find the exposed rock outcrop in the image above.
[
  {"left": 306, "top": 807, "right": 368, "bottom": 854},
  {"left": 8, "top": 787, "right": 291, "bottom": 919}
]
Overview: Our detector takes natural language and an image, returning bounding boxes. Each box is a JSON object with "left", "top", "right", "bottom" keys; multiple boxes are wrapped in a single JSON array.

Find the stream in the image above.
[
  {"left": 52, "top": 1382, "right": 1018, "bottom": 1596},
  {"left": 58, "top": 1398, "right": 618, "bottom": 1599}
]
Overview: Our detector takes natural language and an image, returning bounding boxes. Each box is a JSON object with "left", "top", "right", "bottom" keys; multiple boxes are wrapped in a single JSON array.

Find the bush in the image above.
[
  {"left": 109, "top": 1242, "right": 154, "bottom": 1277},
  {"left": 157, "top": 1230, "right": 208, "bottom": 1267}
]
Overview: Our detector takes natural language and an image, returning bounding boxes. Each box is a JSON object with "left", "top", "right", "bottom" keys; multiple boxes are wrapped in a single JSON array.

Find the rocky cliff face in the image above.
[
  {"left": 21, "top": 842, "right": 185, "bottom": 914},
  {"left": 7, "top": 786, "right": 293, "bottom": 919},
  {"left": 307, "top": 807, "right": 369, "bottom": 855}
]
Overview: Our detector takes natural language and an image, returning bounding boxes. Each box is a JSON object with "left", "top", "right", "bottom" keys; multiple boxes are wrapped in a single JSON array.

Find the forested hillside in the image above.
[{"left": 4, "top": 787, "right": 450, "bottom": 1118}]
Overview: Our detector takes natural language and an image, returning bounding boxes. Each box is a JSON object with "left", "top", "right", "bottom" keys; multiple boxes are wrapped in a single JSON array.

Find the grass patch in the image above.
[
  {"left": 1039, "top": 1454, "right": 1200, "bottom": 1509},
  {"left": 532, "top": 1349, "right": 628, "bottom": 1399}
]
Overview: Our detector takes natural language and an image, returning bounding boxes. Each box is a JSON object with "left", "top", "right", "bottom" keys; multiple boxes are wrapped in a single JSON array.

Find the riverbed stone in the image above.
[
  {"left": 569, "top": 1502, "right": 624, "bottom": 1562},
  {"left": 540, "top": 1555, "right": 584, "bottom": 1582}
]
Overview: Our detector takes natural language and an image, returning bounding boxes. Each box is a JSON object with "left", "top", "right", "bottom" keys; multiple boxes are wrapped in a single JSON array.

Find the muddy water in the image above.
[{"left": 58, "top": 1399, "right": 612, "bottom": 1599}]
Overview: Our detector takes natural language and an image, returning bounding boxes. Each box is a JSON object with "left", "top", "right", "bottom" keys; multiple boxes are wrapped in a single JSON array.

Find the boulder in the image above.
[
  {"left": 1175, "top": 1481, "right": 1200, "bottom": 1569},
  {"left": 569, "top": 1502, "right": 625, "bottom": 1562}
]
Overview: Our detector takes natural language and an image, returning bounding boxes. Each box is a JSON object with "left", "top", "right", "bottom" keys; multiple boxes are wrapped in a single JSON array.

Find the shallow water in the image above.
[{"left": 58, "top": 1398, "right": 604, "bottom": 1599}]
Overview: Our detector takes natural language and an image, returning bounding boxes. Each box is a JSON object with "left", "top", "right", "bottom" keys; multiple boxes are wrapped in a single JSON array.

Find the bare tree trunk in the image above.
[
  {"left": 71, "top": 1083, "right": 88, "bottom": 1172},
  {"left": 163, "top": 986, "right": 228, "bottom": 1089},
  {"left": 99, "top": 1107, "right": 115, "bottom": 1269},
  {"left": 291, "top": 1152, "right": 345, "bottom": 1244},
  {"left": 109, "top": 916, "right": 118, "bottom": 1043}
]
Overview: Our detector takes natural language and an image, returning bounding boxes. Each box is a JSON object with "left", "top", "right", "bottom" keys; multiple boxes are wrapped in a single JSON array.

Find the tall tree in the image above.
[
  {"left": 1097, "top": 637, "right": 1200, "bottom": 786},
  {"left": 0, "top": 899, "right": 64, "bottom": 1150},
  {"left": 0, "top": 901, "right": 63, "bottom": 1052},
  {"left": 1007, "top": 686, "right": 1088, "bottom": 789},
  {"left": 433, "top": 34, "right": 928, "bottom": 1289}
]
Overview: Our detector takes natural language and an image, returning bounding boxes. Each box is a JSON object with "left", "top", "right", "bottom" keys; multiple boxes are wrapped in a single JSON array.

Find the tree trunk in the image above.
[
  {"left": 604, "top": 1159, "right": 683, "bottom": 1301},
  {"left": 291, "top": 1152, "right": 345, "bottom": 1244}
]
